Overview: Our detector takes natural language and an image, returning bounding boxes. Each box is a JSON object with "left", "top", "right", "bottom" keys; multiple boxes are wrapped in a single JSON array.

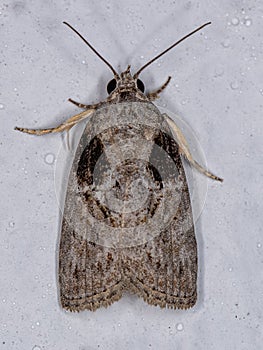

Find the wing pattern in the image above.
[{"left": 59, "top": 102, "right": 197, "bottom": 311}]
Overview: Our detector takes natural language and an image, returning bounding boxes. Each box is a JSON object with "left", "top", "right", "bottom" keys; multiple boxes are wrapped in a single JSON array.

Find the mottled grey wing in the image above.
[
  {"left": 59, "top": 132, "right": 123, "bottom": 312},
  {"left": 59, "top": 106, "right": 197, "bottom": 311},
  {"left": 122, "top": 128, "right": 197, "bottom": 309},
  {"left": 59, "top": 219, "right": 123, "bottom": 311}
]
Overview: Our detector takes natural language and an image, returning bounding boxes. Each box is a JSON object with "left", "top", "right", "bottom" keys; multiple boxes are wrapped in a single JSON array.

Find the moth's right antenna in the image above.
[
  {"left": 134, "top": 22, "right": 211, "bottom": 78},
  {"left": 63, "top": 21, "right": 119, "bottom": 78}
]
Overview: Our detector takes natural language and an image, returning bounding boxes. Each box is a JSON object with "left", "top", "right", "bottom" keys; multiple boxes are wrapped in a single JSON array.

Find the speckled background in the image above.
[{"left": 1, "top": 0, "right": 262, "bottom": 349}]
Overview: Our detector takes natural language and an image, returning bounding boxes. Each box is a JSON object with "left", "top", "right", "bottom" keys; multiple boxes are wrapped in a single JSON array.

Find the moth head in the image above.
[{"left": 107, "top": 65, "right": 145, "bottom": 94}]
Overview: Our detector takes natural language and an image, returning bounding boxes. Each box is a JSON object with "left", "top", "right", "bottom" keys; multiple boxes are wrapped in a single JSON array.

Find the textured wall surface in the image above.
[{"left": 1, "top": 0, "right": 262, "bottom": 349}]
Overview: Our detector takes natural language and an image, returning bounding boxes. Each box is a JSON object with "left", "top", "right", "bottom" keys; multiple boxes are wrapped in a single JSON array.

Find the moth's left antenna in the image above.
[{"left": 63, "top": 21, "right": 119, "bottom": 78}]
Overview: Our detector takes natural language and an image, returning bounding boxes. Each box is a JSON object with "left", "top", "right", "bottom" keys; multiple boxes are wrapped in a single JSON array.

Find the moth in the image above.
[{"left": 15, "top": 22, "right": 223, "bottom": 312}]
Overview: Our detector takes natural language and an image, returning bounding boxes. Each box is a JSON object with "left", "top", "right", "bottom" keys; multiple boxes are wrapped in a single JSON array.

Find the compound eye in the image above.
[
  {"left": 136, "top": 79, "right": 145, "bottom": 93},
  {"left": 107, "top": 79, "right": 117, "bottom": 94}
]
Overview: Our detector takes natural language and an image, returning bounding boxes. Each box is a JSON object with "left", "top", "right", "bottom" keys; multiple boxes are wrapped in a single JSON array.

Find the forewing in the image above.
[
  {"left": 123, "top": 127, "right": 197, "bottom": 309},
  {"left": 59, "top": 219, "right": 123, "bottom": 311},
  {"left": 59, "top": 125, "right": 123, "bottom": 312}
]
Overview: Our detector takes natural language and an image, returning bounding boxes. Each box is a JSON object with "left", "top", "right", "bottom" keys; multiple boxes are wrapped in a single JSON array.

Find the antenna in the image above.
[
  {"left": 63, "top": 21, "right": 119, "bottom": 78},
  {"left": 133, "top": 22, "right": 211, "bottom": 78}
]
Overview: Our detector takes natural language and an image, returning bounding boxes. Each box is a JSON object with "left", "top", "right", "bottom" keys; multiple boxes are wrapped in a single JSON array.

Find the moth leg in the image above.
[
  {"left": 68, "top": 98, "right": 103, "bottom": 110},
  {"left": 165, "top": 114, "right": 223, "bottom": 182},
  {"left": 147, "top": 76, "right": 171, "bottom": 101},
  {"left": 14, "top": 108, "right": 95, "bottom": 136}
]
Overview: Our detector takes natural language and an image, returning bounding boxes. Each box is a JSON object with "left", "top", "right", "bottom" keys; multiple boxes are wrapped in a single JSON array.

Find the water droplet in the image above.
[
  {"left": 214, "top": 67, "right": 224, "bottom": 77},
  {"left": 0, "top": 103, "right": 4, "bottom": 110},
  {"left": 229, "top": 267, "right": 233, "bottom": 272},
  {"left": 14, "top": 87, "right": 18, "bottom": 92},
  {"left": 184, "top": 1, "right": 192, "bottom": 10},
  {"left": 232, "top": 151, "right": 236, "bottom": 155},
  {"left": 231, "top": 17, "right": 239, "bottom": 26},
  {"left": 176, "top": 323, "right": 184, "bottom": 331},
  {"left": 230, "top": 81, "right": 239, "bottom": 90},
  {"left": 36, "top": 321, "right": 40, "bottom": 326},
  {"left": 81, "top": 60, "right": 86, "bottom": 65},
  {"left": 44, "top": 153, "right": 55, "bottom": 165},
  {"left": 257, "top": 242, "right": 261, "bottom": 248},
  {"left": 221, "top": 39, "right": 230, "bottom": 48},
  {"left": 244, "top": 18, "right": 252, "bottom": 27},
  {"left": 2, "top": 298, "right": 6, "bottom": 303},
  {"left": 32, "top": 346, "right": 41, "bottom": 350},
  {"left": 259, "top": 89, "right": 263, "bottom": 95},
  {"left": 34, "top": 275, "right": 39, "bottom": 280},
  {"left": 140, "top": 55, "right": 144, "bottom": 60},
  {"left": 9, "top": 221, "right": 15, "bottom": 228}
]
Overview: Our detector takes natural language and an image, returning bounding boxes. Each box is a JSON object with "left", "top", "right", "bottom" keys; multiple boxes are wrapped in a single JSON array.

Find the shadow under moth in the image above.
[{"left": 15, "top": 22, "right": 223, "bottom": 312}]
